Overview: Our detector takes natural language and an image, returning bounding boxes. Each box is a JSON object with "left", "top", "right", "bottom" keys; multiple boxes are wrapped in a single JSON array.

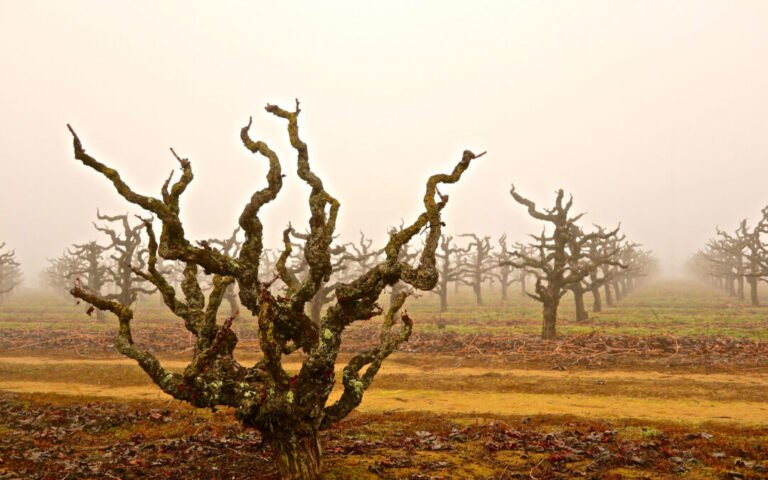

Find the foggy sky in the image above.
[{"left": 2, "top": 1, "right": 768, "bottom": 283}]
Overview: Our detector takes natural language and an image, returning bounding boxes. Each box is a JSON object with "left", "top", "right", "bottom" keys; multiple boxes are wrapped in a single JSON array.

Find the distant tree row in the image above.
[
  {"left": 688, "top": 207, "right": 768, "bottom": 306},
  {"left": 44, "top": 201, "right": 657, "bottom": 341}
]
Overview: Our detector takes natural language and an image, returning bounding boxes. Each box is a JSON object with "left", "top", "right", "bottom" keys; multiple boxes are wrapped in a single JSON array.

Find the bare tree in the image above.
[
  {"left": 565, "top": 225, "right": 623, "bottom": 322},
  {"left": 45, "top": 251, "right": 84, "bottom": 296},
  {"left": 583, "top": 228, "right": 627, "bottom": 313},
  {"left": 459, "top": 233, "right": 494, "bottom": 305},
  {"left": 0, "top": 244, "right": 22, "bottom": 302},
  {"left": 68, "top": 241, "right": 110, "bottom": 320},
  {"left": 66, "top": 101, "right": 482, "bottom": 479},
  {"left": 343, "top": 231, "right": 383, "bottom": 275},
  {"left": 735, "top": 219, "right": 764, "bottom": 306},
  {"left": 95, "top": 211, "right": 156, "bottom": 306},
  {"left": 512, "top": 241, "right": 535, "bottom": 297},
  {"left": 702, "top": 228, "right": 746, "bottom": 299},
  {"left": 503, "top": 186, "right": 619, "bottom": 339},
  {"left": 714, "top": 226, "right": 747, "bottom": 300},
  {"left": 431, "top": 235, "right": 467, "bottom": 312},
  {"left": 492, "top": 234, "right": 521, "bottom": 303}
]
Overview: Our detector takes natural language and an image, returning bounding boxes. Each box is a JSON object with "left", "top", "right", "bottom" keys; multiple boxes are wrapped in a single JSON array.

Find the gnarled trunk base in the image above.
[
  {"left": 268, "top": 430, "right": 322, "bottom": 480},
  {"left": 542, "top": 301, "right": 558, "bottom": 340}
]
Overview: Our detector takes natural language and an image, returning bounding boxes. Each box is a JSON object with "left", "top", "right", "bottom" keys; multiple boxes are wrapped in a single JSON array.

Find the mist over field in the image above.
[
  {"left": 3, "top": 3, "right": 768, "bottom": 480},
  {"left": 1, "top": 1, "right": 768, "bottom": 282}
]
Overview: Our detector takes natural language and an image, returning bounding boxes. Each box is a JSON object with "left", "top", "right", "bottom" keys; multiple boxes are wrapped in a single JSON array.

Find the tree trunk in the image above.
[
  {"left": 439, "top": 288, "right": 448, "bottom": 312},
  {"left": 591, "top": 286, "right": 602, "bottom": 313},
  {"left": 613, "top": 281, "right": 623, "bottom": 301},
  {"left": 748, "top": 278, "right": 759, "bottom": 307},
  {"left": 500, "top": 282, "right": 508, "bottom": 303},
  {"left": 574, "top": 290, "right": 588, "bottom": 322},
  {"left": 604, "top": 283, "right": 613, "bottom": 307},
  {"left": 473, "top": 283, "right": 483, "bottom": 306},
  {"left": 736, "top": 276, "right": 745, "bottom": 301},
  {"left": 268, "top": 430, "right": 323, "bottom": 480},
  {"left": 542, "top": 301, "right": 558, "bottom": 340}
]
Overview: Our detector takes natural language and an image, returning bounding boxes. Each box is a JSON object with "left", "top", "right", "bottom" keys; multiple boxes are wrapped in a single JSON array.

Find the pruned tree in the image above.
[
  {"left": 701, "top": 227, "right": 746, "bottom": 299},
  {"left": 459, "top": 233, "right": 494, "bottom": 305},
  {"left": 343, "top": 231, "right": 383, "bottom": 275},
  {"left": 0, "top": 243, "right": 22, "bottom": 302},
  {"left": 503, "top": 185, "right": 619, "bottom": 339},
  {"left": 735, "top": 220, "right": 764, "bottom": 306},
  {"left": 713, "top": 226, "right": 747, "bottom": 300},
  {"left": 95, "top": 211, "right": 156, "bottom": 306},
  {"left": 431, "top": 235, "right": 468, "bottom": 312},
  {"left": 66, "top": 101, "right": 482, "bottom": 479},
  {"left": 45, "top": 251, "right": 85, "bottom": 296},
  {"left": 68, "top": 241, "right": 110, "bottom": 320},
  {"left": 692, "top": 211, "right": 768, "bottom": 302},
  {"left": 565, "top": 225, "right": 623, "bottom": 322},
  {"left": 583, "top": 227, "right": 626, "bottom": 313},
  {"left": 617, "top": 244, "right": 657, "bottom": 294},
  {"left": 492, "top": 234, "right": 521, "bottom": 303},
  {"left": 512, "top": 241, "right": 535, "bottom": 297}
]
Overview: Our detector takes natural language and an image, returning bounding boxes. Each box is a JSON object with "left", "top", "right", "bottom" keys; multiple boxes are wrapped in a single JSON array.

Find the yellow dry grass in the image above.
[{"left": 2, "top": 355, "right": 766, "bottom": 425}]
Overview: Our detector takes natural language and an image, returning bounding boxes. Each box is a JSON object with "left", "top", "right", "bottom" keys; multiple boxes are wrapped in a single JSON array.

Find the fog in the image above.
[{"left": 2, "top": 1, "right": 767, "bottom": 284}]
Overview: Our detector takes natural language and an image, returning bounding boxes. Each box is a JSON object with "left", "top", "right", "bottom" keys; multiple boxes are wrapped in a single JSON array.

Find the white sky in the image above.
[{"left": 2, "top": 1, "right": 768, "bottom": 282}]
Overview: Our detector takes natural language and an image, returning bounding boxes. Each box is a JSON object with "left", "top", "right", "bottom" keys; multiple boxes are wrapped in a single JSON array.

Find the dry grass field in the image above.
[{"left": 1, "top": 279, "right": 767, "bottom": 479}]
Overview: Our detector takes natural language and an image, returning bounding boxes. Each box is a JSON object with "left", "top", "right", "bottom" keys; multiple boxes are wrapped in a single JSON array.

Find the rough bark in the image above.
[{"left": 267, "top": 429, "right": 322, "bottom": 480}]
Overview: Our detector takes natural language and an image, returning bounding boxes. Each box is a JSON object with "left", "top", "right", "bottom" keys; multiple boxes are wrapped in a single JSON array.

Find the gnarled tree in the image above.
[
  {"left": 493, "top": 234, "right": 521, "bottom": 303},
  {"left": 431, "top": 235, "right": 468, "bottom": 312},
  {"left": 585, "top": 232, "right": 618, "bottom": 313},
  {"left": 0, "top": 243, "right": 22, "bottom": 302},
  {"left": 95, "top": 211, "right": 156, "bottom": 306},
  {"left": 68, "top": 241, "right": 110, "bottom": 321},
  {"left": 67, "top": 101, "right": 482, "bottom": 480},
  {"left": 565, "top": 225, "right": 623, "bottom": 322},
  {"left": 503, "top": 186, "right": 618, "bottom": 339},
  {"left": 459, "top": 233, "right": 494, "bottom": 305},
  {"left": 45, "top": 251, "right": 85, "bottom": 297}
]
